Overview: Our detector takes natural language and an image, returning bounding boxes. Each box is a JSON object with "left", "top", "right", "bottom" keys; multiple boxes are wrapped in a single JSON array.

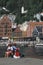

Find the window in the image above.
[
  {"left": 8, "top": 30, "right": 11, "bottom": 32},
  {"left": 1, "top": 23, "right": 4, "bottom": 25},
  {"left": 32, "top": 27, "right": 38, "bottom": 37},
  {"left": 36, "top": 26, "right": 42, "bottom": 32},
  {"left": 8, "top": 33, "right": 10, "bottom": 35},
  {"left": 17, "top": 32, "right": 22, "bottom": 36},
  {"left": 10, "top": 26, "right": 11, "bottom": 28}
]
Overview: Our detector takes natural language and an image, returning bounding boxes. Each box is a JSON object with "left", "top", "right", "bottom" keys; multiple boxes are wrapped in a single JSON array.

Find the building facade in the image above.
[
  {"left": 0, "top": 15, "right": 12, "bottom": 38},
  {"left": 27, "top": 21, "right": 43, "bottom": 38}
]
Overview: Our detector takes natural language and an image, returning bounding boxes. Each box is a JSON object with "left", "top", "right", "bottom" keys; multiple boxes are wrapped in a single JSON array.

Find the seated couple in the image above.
[{"left": 5, "top": 43, "right": 20, "bottom": 58}]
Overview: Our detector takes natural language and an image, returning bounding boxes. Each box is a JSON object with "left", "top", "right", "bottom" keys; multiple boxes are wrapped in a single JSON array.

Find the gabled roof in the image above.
[
  {"left": 0, "top": 14, "right": 12, "bottom": 23},
  {"left": 14, "top": 27, "right": 22, "bottom": 32},
  {"left": 0, "top": 14, "right": 16, "bottom": 22}
]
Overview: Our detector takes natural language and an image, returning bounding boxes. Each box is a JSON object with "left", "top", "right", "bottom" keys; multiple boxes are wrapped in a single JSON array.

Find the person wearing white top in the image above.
[{"left": 5, "top": 44, "right": 12, "bottom": 57}]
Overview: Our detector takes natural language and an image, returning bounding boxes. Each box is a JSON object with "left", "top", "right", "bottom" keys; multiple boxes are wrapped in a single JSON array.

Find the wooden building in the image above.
[
  {"left": 0, "top": 15, "right": 12, "bottom": 38},
  {"left": 27, "top": 21, "right": 43, "bottom": 38}
]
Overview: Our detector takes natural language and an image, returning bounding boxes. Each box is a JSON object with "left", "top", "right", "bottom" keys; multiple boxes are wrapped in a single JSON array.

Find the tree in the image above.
[
  {"left": 0, "top": 0, "right": 43, "bottom": 24},
  {"left": 0, "top": 0, "right": 8, "bottom": 7}
]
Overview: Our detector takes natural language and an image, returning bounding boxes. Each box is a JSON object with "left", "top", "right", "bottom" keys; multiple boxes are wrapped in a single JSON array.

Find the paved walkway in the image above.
[{"left": 0, "top": 58, "right": 43, "bottom": 65}]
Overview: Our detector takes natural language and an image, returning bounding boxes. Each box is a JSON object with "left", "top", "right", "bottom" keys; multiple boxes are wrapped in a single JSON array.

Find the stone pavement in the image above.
[{"left": 0, "top": 58, "right": 43, "bottom": 65}]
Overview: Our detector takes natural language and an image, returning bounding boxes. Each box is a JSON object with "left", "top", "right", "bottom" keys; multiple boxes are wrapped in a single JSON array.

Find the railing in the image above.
[{"left": 14, "top": 41, "right": 29, "bottom": 44}]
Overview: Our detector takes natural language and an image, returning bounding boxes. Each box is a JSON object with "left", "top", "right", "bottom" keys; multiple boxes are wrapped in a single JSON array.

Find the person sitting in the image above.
[
  {"left": 5, "top": 43, "right": 13, "bottom": 57},
  {"left": 11, "top": 43, "right": 17, "bottom": 56},
  {"left": 13, "top": 48, "right": 21, "bottom": 59}
]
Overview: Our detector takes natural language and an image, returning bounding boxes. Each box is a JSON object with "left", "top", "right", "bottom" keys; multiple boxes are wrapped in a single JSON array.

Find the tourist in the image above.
[
  {"left": 13, "top": 48, "right": 21, "bottom": 59},
  {"left": 5, "top": 43, "right": 13, "bottom": 57}
]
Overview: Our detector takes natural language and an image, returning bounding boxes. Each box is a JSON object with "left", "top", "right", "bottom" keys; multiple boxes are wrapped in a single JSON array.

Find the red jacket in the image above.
[{"left": 15, "top": 51, "right": 20, "bottom": 56}]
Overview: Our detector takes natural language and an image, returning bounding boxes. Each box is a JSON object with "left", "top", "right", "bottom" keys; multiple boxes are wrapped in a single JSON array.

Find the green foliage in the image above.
[
  {"left": 0, "top": 0, "right": 8, "bottom": 6},
  {"left": 0, "top": 0, "right": 43, "bottom": 24}
]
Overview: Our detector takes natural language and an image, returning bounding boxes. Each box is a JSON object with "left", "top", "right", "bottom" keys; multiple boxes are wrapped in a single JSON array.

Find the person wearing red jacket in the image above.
[{"left": 13, "top": 48, "right": 21, "bottom": 59}]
